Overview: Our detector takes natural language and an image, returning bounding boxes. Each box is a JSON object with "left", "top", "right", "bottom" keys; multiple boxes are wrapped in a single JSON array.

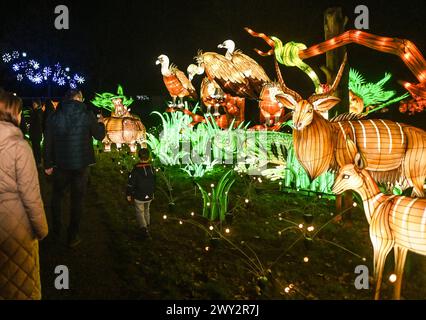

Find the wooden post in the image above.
[
  {"left": 324, "top": 7, "right": 349, "bottom": 116},
  {"left": 324, "top": 7, "right": 353, "bottom": 218}
]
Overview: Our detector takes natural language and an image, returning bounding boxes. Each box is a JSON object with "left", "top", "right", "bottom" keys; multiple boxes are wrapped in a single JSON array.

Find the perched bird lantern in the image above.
[
  {"left": 156, "top": 54, "right": 197, "bottom": 108},
  {"left": 91, "top": 85, "right": 146, "bottom": 153}
]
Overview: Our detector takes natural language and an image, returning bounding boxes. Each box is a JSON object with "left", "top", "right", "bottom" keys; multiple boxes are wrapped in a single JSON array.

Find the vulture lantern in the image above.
[{"left": 156, "top": 54, "right": 198, "bottom": 109}]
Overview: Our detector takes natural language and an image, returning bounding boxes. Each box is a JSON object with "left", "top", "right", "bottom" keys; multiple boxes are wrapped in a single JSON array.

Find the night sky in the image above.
[{"left": 0, "top": 0, "right": 425, "bottom": 125}]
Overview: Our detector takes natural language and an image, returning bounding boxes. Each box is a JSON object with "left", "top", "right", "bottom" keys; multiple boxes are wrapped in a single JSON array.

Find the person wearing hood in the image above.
[
  {"left": 43, "top": 89, "right": 105, "bottom": 247},
  {"left": 0, "top": 90, "right": 48, "bottom": 299}
]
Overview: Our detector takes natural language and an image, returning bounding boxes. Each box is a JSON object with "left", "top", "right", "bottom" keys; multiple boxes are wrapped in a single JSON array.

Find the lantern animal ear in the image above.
[
  {"left": 345, "top": 137, "right": 358, "bottom": 163},
  {"left": 312, "top": 96, "right": 340, "bottom": 112},
  {"left": 354, "top": 153, "right": 366, "bottom": 169},
  {"left": 275, "top": 94, "right": 298, "bottom": 110}
]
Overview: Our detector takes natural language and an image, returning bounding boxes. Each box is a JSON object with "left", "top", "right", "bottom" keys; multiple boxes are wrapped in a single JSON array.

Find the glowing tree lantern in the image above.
[
  {"left": 246, "top": 27, "right": 426, "bottom": 106},
  {"left": 349, "top": 69, "right": 409, "bottom": 114},
  {"left": 91, "top": 85, "right": 146, "bottom": 153}
]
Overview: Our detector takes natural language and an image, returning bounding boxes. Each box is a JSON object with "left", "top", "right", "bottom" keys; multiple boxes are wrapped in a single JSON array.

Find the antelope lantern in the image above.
[
  {"left": 275, "top": 54, "right": 426, "bottom": 197},
  {"left": 333, "top": 139, "right": 426, "bottom": 300}
]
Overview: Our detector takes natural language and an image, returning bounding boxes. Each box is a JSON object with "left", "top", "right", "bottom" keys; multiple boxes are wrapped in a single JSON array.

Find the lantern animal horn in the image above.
[
  {"left": 244, "top": 27, "right": 275, "bottom": 56},
  {"left": 309, "top": 53, "right": 348, "bottom": 102}
]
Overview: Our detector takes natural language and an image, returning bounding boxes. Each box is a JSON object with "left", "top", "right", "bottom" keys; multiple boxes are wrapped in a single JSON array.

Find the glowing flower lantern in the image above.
[{"left": 91, "top": 85, "right": 146, "bottom": 153}]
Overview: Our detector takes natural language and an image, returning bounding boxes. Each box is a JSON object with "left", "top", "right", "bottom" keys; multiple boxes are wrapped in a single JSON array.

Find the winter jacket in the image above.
[
  {"left": 127, "top": 163, "right": 156, "bottom": 201},
  {"left": 43, "top": 100, "right": 106, "bottom": 170},
  {"left": 0, "top": 121, "right": 48, "bottom": 300}
]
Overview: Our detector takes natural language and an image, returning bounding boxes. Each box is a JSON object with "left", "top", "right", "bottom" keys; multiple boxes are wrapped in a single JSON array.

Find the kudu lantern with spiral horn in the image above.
[
  {"left": 246, "top": 27, "right": 426, "bottom": 197},
  {"left": 333, "top": 139, "right": 426, "bottom": 300}
]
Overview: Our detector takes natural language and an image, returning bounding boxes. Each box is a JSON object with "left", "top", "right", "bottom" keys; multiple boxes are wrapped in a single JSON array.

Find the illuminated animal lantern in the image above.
[
  {"left": 195, "top": 40, "right": 271, "bottom": 126},
  {"left": 156, "top": 54, "right": 197, "bottom": 108},
  {"left": 259, "top": 83, "right": 285, "bottom": 128},
  {"left": 200, "top": 77, "right": 226, "bottom": 116},
  {"left": 276, "top": 54, "right": 426, "bottom": 197},
  {"left": 217, "top": 39, "right": 270, "bottom": 97},
  {"left": 333, "top": 139, "right": 426, "bottom": 300},
  {"left": 102, "top": 99, "right": 146, "bottom": 153},
  {"left": 91, "top": 85, "right": 146, "bottom": 153}
]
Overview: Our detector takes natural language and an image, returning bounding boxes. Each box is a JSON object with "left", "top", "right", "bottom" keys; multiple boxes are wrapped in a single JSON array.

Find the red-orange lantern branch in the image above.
[{"left": 245, "top": 28, "right": 426, "bottom": 100}]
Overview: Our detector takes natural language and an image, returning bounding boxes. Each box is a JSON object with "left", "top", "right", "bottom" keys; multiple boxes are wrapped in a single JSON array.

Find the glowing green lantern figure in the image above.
[{"left": 91, "top": 85, "right": 145, "bottom": 153}]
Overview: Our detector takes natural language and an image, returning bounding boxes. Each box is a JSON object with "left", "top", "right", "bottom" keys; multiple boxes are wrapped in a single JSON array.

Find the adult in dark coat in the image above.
[
  {"left": 42, "top": 99, "right": 55, "bottom": 132},
  {"left": 44, "top": 89, "right": 105, "bottom": 247},
  {"left": 29, "top": 99, "right": 43, "bottom": 166}
]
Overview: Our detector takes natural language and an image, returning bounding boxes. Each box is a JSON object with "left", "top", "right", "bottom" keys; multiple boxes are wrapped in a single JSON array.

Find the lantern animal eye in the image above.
[{"left": 343, "top": 174, "right": 350, "bottom": 179}]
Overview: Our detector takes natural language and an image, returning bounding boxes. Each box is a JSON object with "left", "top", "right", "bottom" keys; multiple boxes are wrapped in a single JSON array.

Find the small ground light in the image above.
[
  {"left": 389, "top": 274, "right": 397, "bottom": 283},
  {"left": 304, "top": 257, "right": 309, "bottom": 263},
  {"left": 190, "top": 212, "right": 195, "bottom": 216},
  {"left": 353, "top": 202, "right": 358, "bottom": 207},
  {"left": 284, "top": 287, "right": 290, "bottom": 293},
  {"left": 205, "top": 246, "right": 210, "bottom": 252},
  {"left": 245, "top": 199, "right": 249, "bottom": 204},
  {"left": 225, "top": 228, "right": 230, "bottom": 234},
  {"left": 207, "top": 202, "right": 211, "bottom": 207},
  {"left": 179, "top": 221, "right": 183, "bottom": 225},
  {"left": 163, "top": 215, "right": 167, "bottom": 220},
  {"left": 278, "top": 231, "right": 282, "bottom": 236},
  {"left": 307, "top": 226, "right": 315, "bottom": 232},
  {"left": 209, "top": 226, "right": 214, "bottom": 231},
  {"left": 362, "top": 257, "right": 367, "bottom": 262},
  {"left": 211, "top": 184, "right": 215, "bottom": 188},
  {"left": 299, "top": 224, "right": 304, "bottom": 229}
]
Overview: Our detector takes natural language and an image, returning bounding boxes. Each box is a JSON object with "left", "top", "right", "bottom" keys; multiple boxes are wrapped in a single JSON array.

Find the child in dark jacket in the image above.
[{"left": 127, "top": 148, "right": 156, "bottom": 238}]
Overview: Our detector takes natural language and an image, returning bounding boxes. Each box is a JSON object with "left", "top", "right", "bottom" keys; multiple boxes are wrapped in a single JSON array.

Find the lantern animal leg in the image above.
[
  {"left": 370, "top": 202, "right": 395, "bottom": 300},
  {"left": 393, "top": 245, "right": 408, "bottom": 300},
  {"left": 178, "top": 97, "right": 185, "bottom": 109},
  {"left": 371, "top": 236, "right": 394, "bottom": 300}
]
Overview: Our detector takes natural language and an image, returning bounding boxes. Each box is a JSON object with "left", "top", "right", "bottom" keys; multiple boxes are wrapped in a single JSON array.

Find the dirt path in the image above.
[{"left": 38, "top": 171, "right": 132, "bottom": 300}]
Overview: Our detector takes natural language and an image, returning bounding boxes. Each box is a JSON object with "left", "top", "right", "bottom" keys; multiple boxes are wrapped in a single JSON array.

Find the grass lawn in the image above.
[{"left": 38, "top": 148, "right": 426, "bottom": 300}]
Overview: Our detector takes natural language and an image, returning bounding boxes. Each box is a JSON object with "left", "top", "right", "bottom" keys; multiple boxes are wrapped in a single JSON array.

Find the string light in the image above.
[
  {"left": 299, "top": 224, "right": 304, "bottom": 229},
  {"left": 179, "top": 221, "right": 183, "bottom": 225},
  {"left": 245, "top": 199, "right": 249, "bottom": 204},
  {"left": 353, "top": 202, "right": 358, "bottom": 207},
  {"left": 389, "top": 274, "right": 397, "bottom": 283},
  {"left": 225, "top": 228, "right": 230, "bottom": 234},
  {"left": 303, "top": 257, "right": 309, "bottom": 263},
  {"left": 284, "top": 287, "right": 290, "bottom": 293},
  {"left": 307, "top": 226, "right": 315, "bottom": 232},
  {"left": 190, "top": 212, "right": 195, "bottom": 216},
  {"left": 205, "top": 246, "right": 210, "bottom": 252},
  {"left": 209, "top": 226, "right": 214, "bottom": 231},
  {"left": 163, "top": 215, "right": 168, "bottom": 220}
]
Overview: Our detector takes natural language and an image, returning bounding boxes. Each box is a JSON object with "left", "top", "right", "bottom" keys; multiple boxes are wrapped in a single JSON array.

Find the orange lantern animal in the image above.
[
  {"left": 156, "top": 54, "right": 197, "bottom": 108},
  {"left": 259, "top": 83, "right": 285, "bottom": 127}
]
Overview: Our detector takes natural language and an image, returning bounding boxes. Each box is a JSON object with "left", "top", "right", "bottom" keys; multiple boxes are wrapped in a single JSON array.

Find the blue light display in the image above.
[{"left": 1, "top": 50, "right": 85, "bottom": 88}]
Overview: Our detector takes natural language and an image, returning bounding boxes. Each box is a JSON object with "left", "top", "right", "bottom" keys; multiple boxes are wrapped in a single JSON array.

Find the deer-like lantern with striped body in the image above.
[
  {"left": 276, "top": 54, "right": 426, "bottom": 197},
  {"left": 333, "top": 138, "right": 426, "bottom": 300}
]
